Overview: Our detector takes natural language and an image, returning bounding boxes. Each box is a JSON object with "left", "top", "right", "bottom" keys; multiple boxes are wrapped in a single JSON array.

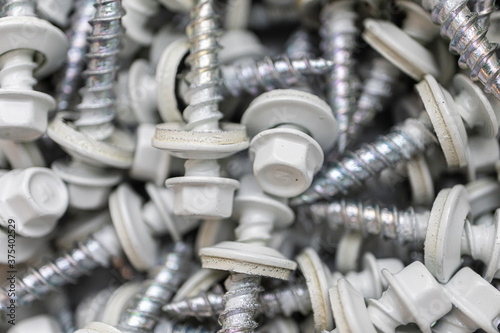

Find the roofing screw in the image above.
[
  {"left": 55, "top": 0, "right": 95, "bottom": 112},
  {"left": 320, "top": 0, "right": 359, "bottom": 153},
  {"left": 291, "top": 73, "right": 494, "bottom": 205},
  {"left": 329, "top": 261, "right": 452, "bottom": 333},
  {"left": 199, "top": 175, "right": 297, "bottom": 332},
  {"left": 0, "top": 224, "right": 121, "bottom": 310},
  {"left": 422, "top": 0, "right": 500, "bottom": 100},
  {"left": 303, "top": 199, "right": 430, "bottom": 246},
  {"left": 165, "top": 252, "right": 402, "bottom": 328},
  {"left": 0, "top": 0, "right": 68, "bottom": 142},
  {"left": 48, "top": 0, "right": 135, "bottom": 210},
  {"left": 153, "top": 0, "right": 249, "bottom": 219},
  {"left": 291, "top": 115, "right": 437, "bottom": 205},
  {"left": 116, "top": 243, "right": 192, "bottom": 333}
]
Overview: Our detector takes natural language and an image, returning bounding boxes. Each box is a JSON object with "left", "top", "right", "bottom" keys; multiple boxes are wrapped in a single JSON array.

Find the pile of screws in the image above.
[{"left": 0, "top": 0, "right": 500, "bottom": 332}]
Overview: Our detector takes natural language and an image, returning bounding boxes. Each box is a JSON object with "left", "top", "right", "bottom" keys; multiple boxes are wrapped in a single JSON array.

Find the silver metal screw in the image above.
[
  {"left": 75, "top": 0, "right": 124, "bottom": 141},
  {"left": 55, "top": 0, "right": 96, "bottom": 112},
  {"left": 0, "top": 225, "right": 121, "bottom": 310},
  {"left": 303, "top": 199, "right": 430, "bottom": 245},
  {"left": 423, "top": 0, "right": 500, "bottom": 100},
  {"left": 291, "top": 116, "right": 436, "bottom": 205},
  {"left": 117, "top": 242, "right": 192, "bottom": 333},
  {"left": 164, "top": 281, "right": 310, "bottom": 320},
  {"left": 320, "top": 1, "right": 359, "bottom": 153},
  {"left": 220, "top": 56, "right": 334, "bottom": 97}
]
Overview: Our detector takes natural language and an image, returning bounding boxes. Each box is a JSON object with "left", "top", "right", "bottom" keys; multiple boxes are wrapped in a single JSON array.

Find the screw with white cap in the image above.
[
  {"left": 48, "top": 0, "right": 135, "bottom": 211},
  {"left": 292, "top": 72, "right": 495, "bottom": 205},
  {"left": 163, "top": 251, "right": 403, "bottom": 327},
  {"left": 241, "top": 89, "right": 338, "bottom": 198},
  {"left": 328, "top": 261, "right": 453, "bottom": 333},
  {"left": 199, "top": 174, "right": 297, "bottom": 332},
  {"left": 0, "top": 0, "right": 69, "bottom": 141},
  {"left": 424, "top": 185, "right": 500, "bottom": 283},
  {"left": 153, "top": 0, "right": 249, "bottom": 220},
  {"left": 0, "top": 167, "right": 68, "bottom": 238}
]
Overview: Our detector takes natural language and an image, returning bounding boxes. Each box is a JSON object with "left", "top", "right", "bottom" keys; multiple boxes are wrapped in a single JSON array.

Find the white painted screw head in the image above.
[
  {"left": 0, "top": 167, "right": 68, "bottom": 238},
  {"left": 242, "top": 89, "right": 338, "bottom": 198}
]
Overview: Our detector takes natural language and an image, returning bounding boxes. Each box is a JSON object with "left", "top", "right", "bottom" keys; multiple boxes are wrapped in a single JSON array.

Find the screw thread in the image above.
[
  {"left": 1, "top": 0, "right": 36, "bottom": 16},
  {"left": 164, "top": 292, "right": 224, "bottom": 319},
  {"left": 218, "top": 274, "right": 263, "bottom": 333},
  {"left": 117, "top": 242, "right": 192, "bottom": 333},
  {"left": 56, "top": 0, "right": 96, "bottom": 112},
  {"left": 320, "top": 1, "right": 359, "bottom": 153},
  {"left": 221, "top": 56, "right": 334, "bottom": 97},
  {"left": 348, "top": 58, "right": 400, "bottom": 141},
  {"left": 471, "top": 0, "right": 496, "bottom": 29},
  {"left": 75, "top": 0, "right": 124, "bottom": 140},
  {"left": 306, "top": 200, "right": 429, "bottom": 245},
  {"left": 183, "top": 0, "right": 223, "bottom": 132},
  {"left": 291, "top": 118, "right": 436, "bottom": 205},
  {"left": 259, "top": 281, "right": 311, "bottom": 318},
  {"left": 165, "top": 281, "right": 311, "bottom": 320},
  {"left": 0, "top": 225, "right": 119, "bottom": 310},
  {"left": 428, "top": 0, "right": 500, "bottom": 100}
]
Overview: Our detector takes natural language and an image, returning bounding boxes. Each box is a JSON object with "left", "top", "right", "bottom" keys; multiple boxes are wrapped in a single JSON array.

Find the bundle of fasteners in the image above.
[{"left": 0, "top": 0, "right": 499, "bottom": 332}]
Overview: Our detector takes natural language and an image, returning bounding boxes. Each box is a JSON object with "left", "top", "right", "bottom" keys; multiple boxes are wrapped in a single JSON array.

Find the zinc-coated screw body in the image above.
[
  {"left": 471, "top": 0, "right": 496, "bottom": 29},
  {"left": 423, "top": 0, "right": 500, "bottom": 100},
  {"left": 217, "top": 273, "right": 263, "bottom": 333},
  {"left": 291, "top": 116, "right": 436, "bottom": 205},
  {"left": 117, "top": 242, "right": 192, "bottom": 333},
  {"left": 164, "top": 281, "right": 310, "bottom": 320},
  {"left": 55, "top": 0, "right": 96, "bottom": 112},
  {"left": 75, "top": 0, "right": 124, "bottom": 141},
  {"left": 303, "top": 199, "right": 430, "bottom": 245},
  {"left": 0, "top": 225, "right": 121, "bottom": 310},
  {"left": 155, "top": 319, "right": 214, "bottom": 333},
  {"left": 320, "top": 0, "right": 359, "bottom": 153},
  {"left": 220, "top": 56, "right": 334, "bottom": 97}
]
